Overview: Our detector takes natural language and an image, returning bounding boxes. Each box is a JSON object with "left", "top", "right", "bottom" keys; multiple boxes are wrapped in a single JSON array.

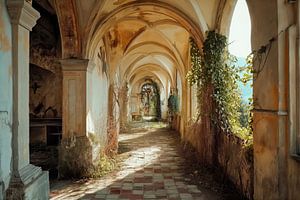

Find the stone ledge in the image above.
[
  {"left": 60, "top": 59, "right": 90, "bottom": 72},
  {"left": 19, "top": 164, "right": 42, "bottom": 185},
  {"left": 6, "top": 166, "right": 49, "bottom": 200},
  {"left": 24, "top": 171, "right": 49, "bottom": 200}
]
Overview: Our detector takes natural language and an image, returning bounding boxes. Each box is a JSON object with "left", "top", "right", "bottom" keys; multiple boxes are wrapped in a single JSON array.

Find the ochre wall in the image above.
[
  {"left": 247, "top": 0, "right": 300, "bottom": 199},
  {"left": 186, "top": 123, "right": 253, "bottom": 199},
  {"left": 173, "top": 84, "right": 253, "bottom": 199}
]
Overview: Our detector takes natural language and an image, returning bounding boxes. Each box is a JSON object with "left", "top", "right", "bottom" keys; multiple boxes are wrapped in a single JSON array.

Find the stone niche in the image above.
[
  {"left": 29, "top": 64, "right": 61, "bottom": 119},
  {"left": 29, "top": 64, "right": 62, "bottom": 145}
]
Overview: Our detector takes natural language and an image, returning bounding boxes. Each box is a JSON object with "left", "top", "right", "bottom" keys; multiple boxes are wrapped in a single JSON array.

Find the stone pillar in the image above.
[
  {"left": 137, "top": 93, "right": 142, "bottom": 116},
  {"left": 247, "top": 1, "right": 295, "bottom": 199},
  {"left": 6, "top": 1, "right": 49, "bottom": 199},
  {"left": 120, "top": 83, "right": 129, "bottom": 131},
  {"left": 59, "top": 59, "right": 95, "bottom": 178},
  {"left": 105, "top": 83, "right": 119, "bottom": 155}
]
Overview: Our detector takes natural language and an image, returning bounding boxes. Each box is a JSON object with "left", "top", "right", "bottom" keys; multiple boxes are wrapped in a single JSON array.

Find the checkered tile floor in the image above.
[{"left": 50, "top": 124, "right": 220, "bottom": 200}]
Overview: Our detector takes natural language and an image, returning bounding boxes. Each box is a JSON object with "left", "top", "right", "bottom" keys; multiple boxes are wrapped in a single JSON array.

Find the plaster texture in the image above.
[
  {"left": 0, "top": 1, "right": 13, "bottom": 199},
  {"left": 1, "top": 0, "right": 300, "bottom": 199}
]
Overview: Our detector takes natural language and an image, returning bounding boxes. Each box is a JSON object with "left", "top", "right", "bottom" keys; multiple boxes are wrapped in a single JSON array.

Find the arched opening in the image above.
[
  {"left": 229, "top": 0, "right": 252, "bottom": 102},
  {"left": 79, "top": 2, "right": 205, "bottom": 155},
  {"left": 1, "top": 0, "right": 298, "bottom": 199},
  {"left": 46, "top": 1, "right": 209, "bottom": 183},
  {"left": 229, "top": 0, "right": 253, "bottom": 133},
  {"left": 139, "top": 80, "right": 161, "bottom": 121}
]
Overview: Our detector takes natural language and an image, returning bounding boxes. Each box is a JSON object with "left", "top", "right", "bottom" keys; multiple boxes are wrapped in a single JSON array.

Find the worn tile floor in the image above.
[{"left": 50, "top": 123, "right": 221, "bottom": 200}]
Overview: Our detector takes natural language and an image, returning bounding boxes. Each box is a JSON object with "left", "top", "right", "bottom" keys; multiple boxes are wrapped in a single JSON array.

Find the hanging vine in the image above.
[{"left": 187, "top": 31, "right": 252, "bottom": 143}]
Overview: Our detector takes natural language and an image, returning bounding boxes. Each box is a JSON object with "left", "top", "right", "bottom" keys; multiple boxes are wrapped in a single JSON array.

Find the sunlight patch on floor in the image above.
[
  {"left": 118, "top": 131, "right": 151, "bottom": 142},
  {"left": 116, "top": 146, "right": 162, "bottom": 179}
]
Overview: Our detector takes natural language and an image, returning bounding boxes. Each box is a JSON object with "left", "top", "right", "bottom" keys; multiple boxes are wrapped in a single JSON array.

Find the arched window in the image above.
[{"left": 229, "top": 0, "right": 252, "bottom": 103}]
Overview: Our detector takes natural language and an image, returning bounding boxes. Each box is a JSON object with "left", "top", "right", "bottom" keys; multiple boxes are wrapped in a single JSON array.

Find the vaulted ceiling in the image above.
[{"left": 35, "top": 0, "right": 237, "bottom": 92}]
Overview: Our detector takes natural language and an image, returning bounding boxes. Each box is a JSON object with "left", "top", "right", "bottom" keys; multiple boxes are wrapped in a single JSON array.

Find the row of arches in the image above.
[
  {"left": 0, "top": 0, "right": 299, "bottom": 199},
  {"left": 27, "top": 1, "right": 300, "bottom": 199}
]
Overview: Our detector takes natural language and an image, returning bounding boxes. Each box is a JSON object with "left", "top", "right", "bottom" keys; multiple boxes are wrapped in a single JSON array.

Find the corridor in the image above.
[{"left": 50, "top": 123, "right": 225, "bottom": 200}]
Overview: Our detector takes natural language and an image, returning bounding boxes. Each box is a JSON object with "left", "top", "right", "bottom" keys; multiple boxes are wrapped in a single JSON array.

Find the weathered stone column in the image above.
[
  {"left": 120, "top": 83, "right": 129, "bottom": 131},
  {"left": 59, "top": 59, "right": 95, "bottom": 178},
  {"left": 6, "top": 0, "right": 49, "bottom": 199},
  {"left": 247, "top": 1, "right": 295, "bottom": 199},
  {"left": 105, "top": 83, "right": 120, "bottom": 155}
]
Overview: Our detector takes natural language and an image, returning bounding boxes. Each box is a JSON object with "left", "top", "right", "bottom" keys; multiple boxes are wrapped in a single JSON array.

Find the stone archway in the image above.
[
  {"left": 1, "top": 0, "right": 300, "bottom": 199},
  {"left": 53, "top": 0, "right": 206, "bottom": 179},
  {"left": 139, "top": 80, "right": 161, "bottom": 120}
]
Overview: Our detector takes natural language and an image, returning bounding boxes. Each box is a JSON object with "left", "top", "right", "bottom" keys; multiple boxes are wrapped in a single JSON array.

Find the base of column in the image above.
[
  {"left": 120, "top": 122, "right": 129, "bottom": 133},
  {"left": 0, "top": 181, "right": 3, "bottom": 200},
  {"left": 6, "top": 164, "right": 49, "bottom": 200},
  {"left": 59, "top": 136, "right": 96, "bottom": 178}
]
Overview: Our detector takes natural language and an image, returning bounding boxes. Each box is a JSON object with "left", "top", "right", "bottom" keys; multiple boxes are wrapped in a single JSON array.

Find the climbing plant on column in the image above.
[{"left": 187, "top": 31, "right": 252, "bottom": 143}]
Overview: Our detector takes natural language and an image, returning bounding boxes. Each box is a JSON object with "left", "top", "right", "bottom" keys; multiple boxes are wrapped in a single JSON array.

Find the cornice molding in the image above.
[
  {"left": 7, "top": 0, "right": 40, "bottom": 31},
  {"left": 60, "top": 59, "right": 92, "bottom": 72}
]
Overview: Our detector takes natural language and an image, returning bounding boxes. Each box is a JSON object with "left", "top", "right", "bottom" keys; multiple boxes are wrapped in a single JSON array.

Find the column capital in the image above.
[
  {"left": 7, "top": 0, "right": 40, "bottom": 31},
  {"left": 60, "top": 59, "right": 95, "bottom": 72}
]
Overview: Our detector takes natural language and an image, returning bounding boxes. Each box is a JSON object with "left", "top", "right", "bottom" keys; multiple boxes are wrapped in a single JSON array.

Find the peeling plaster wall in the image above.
[
  {"left": 160, "top": 88, "right": 167, "bottom": 120},
  {"left": 29, "top": 64, "right": 62, "bottom": 118},
  {"left": 173, "top": 81, "right": 253, "bottom": 198},
  {"left": 246, "top": 0, "right": 300, "bottom": 199},
  {"left": 184, "top": 123, "right": 254, "bottom": 199},
  {"left": 87, "top": 61, "right": 109, "bottom": 154},
  {"left": 0, "top": 1, "right": 12, "bottom": 199}
]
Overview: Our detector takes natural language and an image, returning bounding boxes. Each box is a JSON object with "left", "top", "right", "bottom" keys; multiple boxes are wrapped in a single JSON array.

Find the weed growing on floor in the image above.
[
  {"left": 178, "top": 140, "right": 248, "bottom": 200},
  {"left": 92, "top": 153, "right": 117, "bottom": 178}
]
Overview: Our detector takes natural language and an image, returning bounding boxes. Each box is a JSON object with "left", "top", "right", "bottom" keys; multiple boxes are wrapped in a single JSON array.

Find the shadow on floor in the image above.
[{"left": 50, "top": 123, "right": 244, "bottom": 200}]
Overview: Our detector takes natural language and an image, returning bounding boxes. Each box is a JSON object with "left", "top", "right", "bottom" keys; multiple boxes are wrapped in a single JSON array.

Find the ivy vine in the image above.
[
  {"left": 187, "top": 31, "right": 252, "bottom": 144},
  {"left": 167, "top": 92, "right": 179, "bottom": 115}
]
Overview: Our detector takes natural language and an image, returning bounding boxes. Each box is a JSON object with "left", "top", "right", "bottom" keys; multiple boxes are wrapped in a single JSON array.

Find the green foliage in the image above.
[
  {"left": 187, "top": 31, "right": 253, "bottom": 145},
  {"left": 92, "top": 153, "right": 117, "bottom": 178},
  {"left": 168, "top": 94, "right": 179, "bottom": 115},
  {"left": 152, "top": 81, "right": 162, "bottom": 120},
  {"left": 239, "top": 101, "right": 250, "bottom": 128},
  {"left": 237, "top": 54, "right": 254, "bottom": 85}
]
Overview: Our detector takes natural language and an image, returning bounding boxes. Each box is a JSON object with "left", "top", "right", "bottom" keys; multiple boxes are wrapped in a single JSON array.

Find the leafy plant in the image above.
[
  {"left": 168, "top": 94, "right": 179, "bottom": 115},
  {"left": 92, "top": 152, "right": 117, "bottom": 178},
  {"left": 237, "top": 53, "right": 254, "bottom": 85},
  {"left": 186, "top": 31, "right": 252, "bottom": 145}
]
